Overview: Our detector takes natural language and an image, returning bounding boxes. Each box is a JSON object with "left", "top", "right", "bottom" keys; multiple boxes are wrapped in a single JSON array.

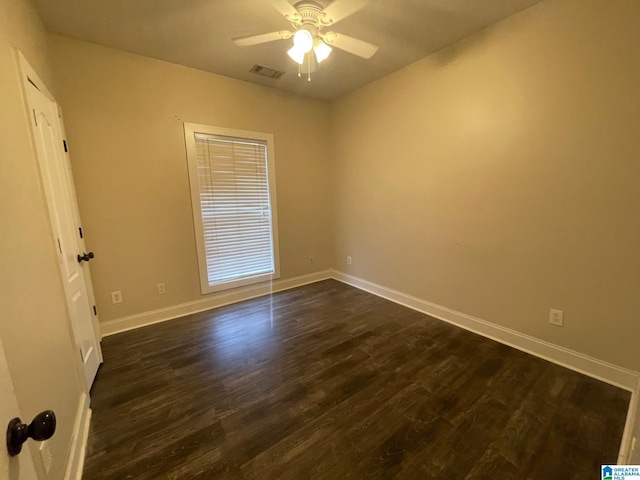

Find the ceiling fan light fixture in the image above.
[
  {"left": 287, "top": 45, "right": 306, "bottom": 65},
  {"left": 313, "top": 39, "right": 332, "bottom": 63},
  {"left": 292, "top": 29, "right": 314, "bottom": 53}
]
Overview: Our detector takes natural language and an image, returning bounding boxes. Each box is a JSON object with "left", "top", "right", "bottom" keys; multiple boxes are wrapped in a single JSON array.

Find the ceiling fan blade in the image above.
[
  {"left": 322, "top": 0, "right": 369, "bottom": 25},
  {"left": 233, "top": 31, "right": 293, "bottom": 46},
  {"left": 267, "top": 0, "right": 301, "bottom": 21},
  {"left": 323, "top": 32, "right": 378, "bottom": 59}
]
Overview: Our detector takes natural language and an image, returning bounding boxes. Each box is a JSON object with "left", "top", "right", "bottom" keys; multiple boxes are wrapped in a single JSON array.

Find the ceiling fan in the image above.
[{"left": 233, "top": 0, "right": 378, "bottom": 80}]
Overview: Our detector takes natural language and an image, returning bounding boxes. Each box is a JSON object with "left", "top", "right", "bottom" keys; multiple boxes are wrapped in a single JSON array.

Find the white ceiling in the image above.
[{"left": 33, "top": 0, "right": 543, "bottom": 101}]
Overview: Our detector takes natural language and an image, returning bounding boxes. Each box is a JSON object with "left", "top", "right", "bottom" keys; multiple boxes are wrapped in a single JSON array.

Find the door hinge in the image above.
[
  {"left": 63, "top": 140, "right": 68, "bottom": 152},
  {"left": 93, "top": 305, "right": 97, "bottom": 316},
  {"left": 57, "top": 238, "right": 62, "bottom": 254},
  {"left": 32, "top": 109, "right": 38, "bottom": 126},
  {"left": 79, "top": 227, "right": 83, "bottom": 239}
]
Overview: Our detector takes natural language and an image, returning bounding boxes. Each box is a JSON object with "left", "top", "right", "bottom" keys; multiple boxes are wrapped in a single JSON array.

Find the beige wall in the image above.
[
  {"left": 49, "top": 35, "right": 333, "bottom": 322},
  {"left": 330, "top": 0, "right": 640, "bottom": 372},
  {"left": 0, "top": 0, "right": 84, "bottom": 478}
]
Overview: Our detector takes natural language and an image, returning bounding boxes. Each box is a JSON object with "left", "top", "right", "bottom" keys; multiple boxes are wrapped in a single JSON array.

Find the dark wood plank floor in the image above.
[{"left": 83, "top": 280, "right": 630, "bottom": 479}]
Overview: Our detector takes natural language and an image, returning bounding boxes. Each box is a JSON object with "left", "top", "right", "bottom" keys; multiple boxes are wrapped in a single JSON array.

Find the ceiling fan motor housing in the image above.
[{"left": 290, "top": 1, "right": 333, "bottom": 30}]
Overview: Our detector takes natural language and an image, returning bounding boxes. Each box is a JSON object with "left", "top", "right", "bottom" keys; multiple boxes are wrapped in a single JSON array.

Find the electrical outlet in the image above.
[
  {"left": 308, "top": 255, "right": 314, "bottom": 264},
  {"left": 549, "top": 308, "right": 564, "bottom": 326},
  {"left": 111, "top": 290, "right": 123, "bottom": 304},
  {"left": 347, "top": 256, "right": 352, "bottom": 265},
  {"left": 157, "top": 283, "right": 166, "bottom": 294},
  {"left": 39, "top": 440, "right": 53, "bottom": 473}
]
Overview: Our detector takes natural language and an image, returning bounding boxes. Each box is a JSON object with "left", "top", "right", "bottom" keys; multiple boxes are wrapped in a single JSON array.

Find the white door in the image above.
[
  {"left": 57, "top": 107, "right": 104, "bottom": 353},
  {"left": 0, "top": 337, "right": 38, "bottom": 479},
  {"left": 24, "top": 76, "right": 102, "bottom": 390}
]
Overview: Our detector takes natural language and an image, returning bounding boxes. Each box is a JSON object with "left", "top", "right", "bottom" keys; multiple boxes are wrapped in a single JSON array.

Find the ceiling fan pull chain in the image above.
[
  {"left": 307, "top": 54, "right": 311, "bottom": 82},
  {"left": 297, "top": 63, "right": 301, "bottom": 78}
]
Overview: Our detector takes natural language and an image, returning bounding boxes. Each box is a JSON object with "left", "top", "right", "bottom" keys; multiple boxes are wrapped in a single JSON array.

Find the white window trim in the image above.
[{"left": 184, "top": 123, "right": 280, "bottom": 295}]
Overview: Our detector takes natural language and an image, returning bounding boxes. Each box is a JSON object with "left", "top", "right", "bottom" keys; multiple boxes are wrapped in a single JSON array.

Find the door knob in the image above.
[
  {"left": 77, "top": 251, "right": 94, "bottom": 263},
  {"left": 6, "top": 410, "right": 56, "bottom": 456}
]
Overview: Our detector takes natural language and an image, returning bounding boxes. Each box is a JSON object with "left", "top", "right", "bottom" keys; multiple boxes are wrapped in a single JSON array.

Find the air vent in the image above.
[{"left": 250, "top": 64, "right": 285, "bottom": 79}]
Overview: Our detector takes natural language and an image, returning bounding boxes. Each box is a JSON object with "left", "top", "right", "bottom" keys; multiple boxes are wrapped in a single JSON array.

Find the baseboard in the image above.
[
  {"left": 618, "top": 381, "right": 640, "bottom": 464},
  {"left": 331, "top": 270, "right": 639, "bottom": 392},
  {"left": 101, "top": 270, "right": 332, "bottom": 336},
  {"left": 103, "top": 267, "right": 639, "bottom": 390},
  {"left": 64, "top": 392, "right": 91, "bottom": 480}
]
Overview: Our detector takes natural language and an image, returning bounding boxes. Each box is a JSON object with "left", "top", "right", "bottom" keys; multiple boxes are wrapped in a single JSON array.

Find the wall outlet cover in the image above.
[
  {"left": 549, "top": 308, "right": 564, "bottom": 326},
  {"left": 111, "top": 291, "right": 123, "bottom": 304}
]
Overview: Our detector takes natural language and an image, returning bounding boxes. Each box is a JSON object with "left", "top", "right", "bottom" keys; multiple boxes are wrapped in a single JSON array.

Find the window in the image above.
[{"left": 184, "top": 123, "right": 280, "bottom": 294}]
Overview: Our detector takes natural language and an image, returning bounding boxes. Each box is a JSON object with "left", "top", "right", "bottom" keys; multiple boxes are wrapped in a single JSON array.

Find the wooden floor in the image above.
[{"left": 84, "top": 280, "right": 630, "bottom": 479}]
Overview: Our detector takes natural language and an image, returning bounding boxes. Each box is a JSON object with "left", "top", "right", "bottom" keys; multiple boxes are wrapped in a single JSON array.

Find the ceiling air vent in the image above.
[{"left": 249, "top": 64, "right": 284, "bottom": 79}]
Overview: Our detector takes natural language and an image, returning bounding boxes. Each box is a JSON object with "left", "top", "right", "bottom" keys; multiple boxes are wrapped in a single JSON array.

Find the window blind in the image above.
[{"left": 194, "top": 133, "right": 275, "bottom": 287}]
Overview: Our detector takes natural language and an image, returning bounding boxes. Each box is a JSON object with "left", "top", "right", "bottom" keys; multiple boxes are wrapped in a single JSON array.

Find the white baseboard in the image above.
[
  {"left": 101, "top": 270, "right": 332, "bottom": 336},
  {"left": 619, "top": 381, "right": 640, "bottom": 464},
  {"left": 64, "top": 392, "right": 91, "bottom": 480},
  {"left": 331, "top": 270, "right": 639, "bottom": 392},
  {"left": 104, "top": 267, "right": 639, "bottom": 390}
]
